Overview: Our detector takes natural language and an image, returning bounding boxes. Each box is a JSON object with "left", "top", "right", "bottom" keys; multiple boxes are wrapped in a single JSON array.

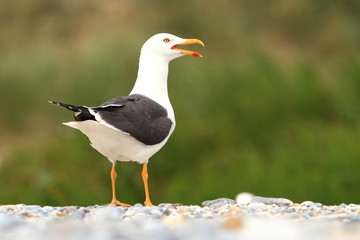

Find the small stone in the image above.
[
  {"left": 308, "top": 203, "right": 323, "bottom": 209},
  {"left": 161, "top": 209, "right": 172, "bottom": 216},
  {"left": 24, "top": 205, "right": 41, "bottom": 211},
  {"left": 248, "top": 202, "right": 266, "bottom": 212},
  {"left": 202, "top": 198, "right": 237, "bottom": 208},
  {"left": 251, "top": 197, "right": 293, "bottom": 206},
  {"left": 158, "top": 203, "right": 174, "bottom": 208},
  {"left": 21, "top": 211, "right": 38, "bottom": 218},
  {"left": 301, "top": 201, "right": 314, "bottom": 205},
  {"left": 236, "top": 192, "right": 255, "bottom": 205},
  {"left": 42, "top": 206, "right": 55, "bottom": 212},
  {"left": 68, "top": 210, "right": 86, "bottom": 219},
  {"left": 133, "top": 203, "right": 143, "bottom": 207},
  {"left": 15, "top": 204, "right": 26, "bottom": 209},
  {"left": 172, "top": 203, "right": 183, "bottom": 208},
  {"left": 34, "top": 208, "right": 47, "bottom": 217},
  {"left": 339, "top": 203, "right": 347, "bottom": 208},
  {"left": 274, "top": 206, "right": 295, "bottom": 213},
  {"left": 143, "top": 206, "right": 155, "bottom": 213}
]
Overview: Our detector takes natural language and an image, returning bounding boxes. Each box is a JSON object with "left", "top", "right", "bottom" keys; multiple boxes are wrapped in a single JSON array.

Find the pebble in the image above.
[
  {"left": 248, "top": 202, "right": 267, "bottom": 212},
  {"left": 0, "top": 194, "right": 359, "bottom": 240},
  {"left": 251, "top": 196, "right": 294, "bottom": 206},
  {"left": 236, "top": 192, "right": 254, "bottom": 205},
  {"left": 202, "top": 198, "right": 237, "bottom": 208}
]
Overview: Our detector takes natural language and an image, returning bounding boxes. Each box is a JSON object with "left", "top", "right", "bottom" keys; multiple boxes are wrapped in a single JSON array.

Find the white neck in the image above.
[{"left": 130, "top": 54, "right": 174, "bottom": 119}]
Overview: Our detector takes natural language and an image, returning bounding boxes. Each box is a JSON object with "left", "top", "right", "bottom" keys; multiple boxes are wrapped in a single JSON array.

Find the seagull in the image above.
[{"left": 49, "top": 33, "right": 204, "bottom": 207}]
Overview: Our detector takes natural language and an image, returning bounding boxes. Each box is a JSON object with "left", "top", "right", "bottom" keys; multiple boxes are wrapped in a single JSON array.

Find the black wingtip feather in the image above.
[
  {"left": 49, "top": 100, "right": 96, "bottom": 121},
  {"left": 49, "top": 100, "right": 83, "bottom": 112}
]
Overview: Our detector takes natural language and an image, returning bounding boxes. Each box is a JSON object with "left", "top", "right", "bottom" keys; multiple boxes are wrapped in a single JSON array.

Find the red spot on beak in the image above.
[{"left": 172, "top": 38, "right": 204, "bottom": 58}]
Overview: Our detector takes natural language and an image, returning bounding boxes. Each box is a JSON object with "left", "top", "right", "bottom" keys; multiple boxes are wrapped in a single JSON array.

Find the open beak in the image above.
[{"left": 171, "top": 39, "right": 205, "bottom": 57}]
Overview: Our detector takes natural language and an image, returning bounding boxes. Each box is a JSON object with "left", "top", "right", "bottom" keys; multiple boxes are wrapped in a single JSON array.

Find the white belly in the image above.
[{"left": 63, "top": 120, "right": 174, "bottom": 164}]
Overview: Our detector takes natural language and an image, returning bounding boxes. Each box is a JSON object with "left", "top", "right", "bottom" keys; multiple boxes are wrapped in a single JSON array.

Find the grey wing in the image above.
[{"left": 92, "top": 94, "right": 173, "bottom": 145}]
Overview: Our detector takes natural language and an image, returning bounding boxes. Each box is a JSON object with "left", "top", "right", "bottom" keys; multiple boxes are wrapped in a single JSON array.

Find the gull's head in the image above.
[{"left": 140, "top": 33, "right": 204, "bottom": 62}]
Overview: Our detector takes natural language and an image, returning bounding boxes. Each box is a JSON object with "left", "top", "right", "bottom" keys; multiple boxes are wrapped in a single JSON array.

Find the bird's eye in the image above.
[{"left": 163, "top": 38, "right": 170, "bottom": 43}]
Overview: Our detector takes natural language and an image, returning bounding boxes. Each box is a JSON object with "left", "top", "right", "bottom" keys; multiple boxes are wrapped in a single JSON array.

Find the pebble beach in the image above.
[{"left": 1, "top": 195, "right": 359, "bottom": 240}]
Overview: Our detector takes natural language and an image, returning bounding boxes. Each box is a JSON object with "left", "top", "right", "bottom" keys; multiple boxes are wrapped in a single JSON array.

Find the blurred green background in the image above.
[{"left": 0, "top": 0, "right": 359, "bottom": 206}]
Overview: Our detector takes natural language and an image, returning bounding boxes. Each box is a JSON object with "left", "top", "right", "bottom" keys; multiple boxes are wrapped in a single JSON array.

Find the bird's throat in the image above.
[{"left": 130, "top": 56, "right": 171, "bottom": 108}]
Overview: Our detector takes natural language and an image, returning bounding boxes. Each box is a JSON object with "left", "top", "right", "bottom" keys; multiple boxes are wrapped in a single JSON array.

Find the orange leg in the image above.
[
  {"left": 110, "top": 164, "right": 130, "bottom": 207},
  {"left": 142, "top": 164, "right": 154, "bottom": 206}
]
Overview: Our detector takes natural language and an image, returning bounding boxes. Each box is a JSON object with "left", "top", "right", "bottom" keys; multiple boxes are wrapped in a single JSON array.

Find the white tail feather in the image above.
[{"left": 63, "top": 121, "right": 78, "bottom": 129}]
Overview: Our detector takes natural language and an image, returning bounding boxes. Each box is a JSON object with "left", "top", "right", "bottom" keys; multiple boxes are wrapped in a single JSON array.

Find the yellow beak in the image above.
[{"left": 171, "top": 39, "right": 205, "bottom": 57}]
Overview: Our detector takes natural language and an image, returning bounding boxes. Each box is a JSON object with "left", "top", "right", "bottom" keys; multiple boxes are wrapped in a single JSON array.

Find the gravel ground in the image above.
[{"left": 1, "top": 195, "right": 359, "bottom": 240}]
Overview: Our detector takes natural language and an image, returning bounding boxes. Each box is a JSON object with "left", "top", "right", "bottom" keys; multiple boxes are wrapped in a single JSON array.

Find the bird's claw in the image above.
[{"left": 109, "top": 200, "right": 131, "bottom": 207}]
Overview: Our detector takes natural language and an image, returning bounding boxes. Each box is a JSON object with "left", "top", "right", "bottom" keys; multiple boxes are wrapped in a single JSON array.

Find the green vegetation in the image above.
[{"left": 0, "top": 0, "right": 359, "bottom": 206}]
